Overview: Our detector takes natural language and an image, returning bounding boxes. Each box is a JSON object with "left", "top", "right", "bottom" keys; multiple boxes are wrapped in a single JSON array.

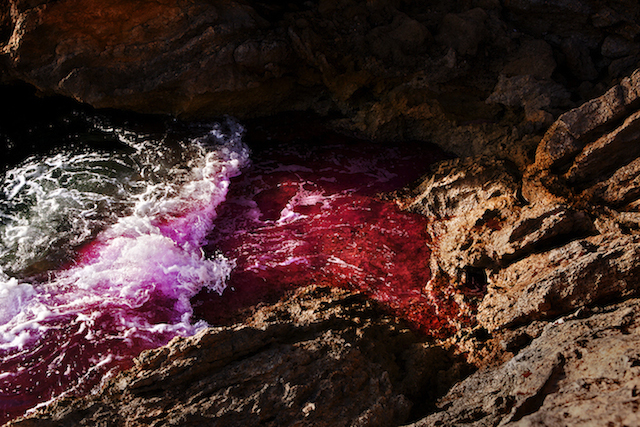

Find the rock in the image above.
[
  {"left": 591, "top": 7, "right": 624, "bottom": 28},
  {"left": 7, "top": 286, "right": 469, "bottom": 427},
  {"left": 502, "top": 39, "right": 556, "bottom": 80},
  {"left": 3, "top": 0, "right": 640, "bottom": 164},
  {"left": 401, "top": 157, "right": 593, "bottom": 288},
  {"left": 585, "top": 157, "right": 640, "bottom": 208},
  {"left": 406, "top": 298, "right": 640, "bottom": 426},
  {"left": 560, "top": 36, "right": 599, "bottom": 82},
  {"left": 401, "top": 156, "right": 523, "bottom": 283},
  {"left": 525, "top": 67, "right": 640, "bottom": 205},
  {"left": 436, "top": 8, "right": 488, "bottom": 56},
  {"left": 4, "top": 1, "right": 640, "bottom": 426},
  {"left": 486, "top": 74, "right": 570, "bottom": 123},
  {"left": 529, "top": 68, "right": 640, "bottom": 173},
  {"left": 0, "top": 0, "right": 305, "bottom": 118},
  {"left": 564, "top": 109, "right": 640, "bottom": 187},
  {"left": 478, "top": 233, "right": 640, "bottom": 331},
  {"left": 601, "top": 35, "right": 636, "bottom": 58},
  {"left": 502, "top": 0, "right": 593, "bottom": 37}
]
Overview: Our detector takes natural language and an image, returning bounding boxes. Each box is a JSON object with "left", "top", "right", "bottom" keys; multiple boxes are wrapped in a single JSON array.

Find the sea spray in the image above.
[{"left": 0, "top": 118, "right": 249, "bottom": 421}]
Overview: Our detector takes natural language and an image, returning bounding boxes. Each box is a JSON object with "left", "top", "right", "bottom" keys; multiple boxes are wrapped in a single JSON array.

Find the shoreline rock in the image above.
[
  {"left": 4, "top": 0, "right": 640, "bottom": 425},
  {"left": 6, "top": 287, "right": 470, "bottom": 427},
  {"left": 3, "top": 0, "right": 640, "bottom": 163}
]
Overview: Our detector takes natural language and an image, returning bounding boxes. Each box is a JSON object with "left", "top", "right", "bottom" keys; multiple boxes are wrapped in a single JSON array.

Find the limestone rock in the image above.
[
  {"left": 0, "top": 0, "right": 302, "bottom": 118},
  {"left": 401, "top": 157, "right": 593, "bottom": 290},
  {"left": 486, "top": 74, "right": 570, "bottom": 123},
  {"left": 401, "top": 156, "right": 522, "bottom": 283},
  {"left": 560, "top": 36, "right": 599, "bottom": 82},
  {"left": 436, "top": 8, "right": 488, "bottom": 56},
  {"left": 2, "top": 0, "right": 640, "bottom": 162},
  {"left": 406, "top": 298, "right": 640, "bottom": 426},
  {"left": 502, "top": 39, "right": 556, "bottom": 80},
  {"left": 601, "top": 35, "right": 636, "bottom": 59},
  {"left": 479, "top": 233, "right": 640, "bottom": 331},
  {"left": 526, "top": 67, "right": 640, "bottom": 207}
]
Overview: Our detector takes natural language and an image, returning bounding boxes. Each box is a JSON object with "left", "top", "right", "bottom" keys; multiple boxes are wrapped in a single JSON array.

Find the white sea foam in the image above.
[{"left": 0, "top": 118, "right": 249, "bottom": 359}]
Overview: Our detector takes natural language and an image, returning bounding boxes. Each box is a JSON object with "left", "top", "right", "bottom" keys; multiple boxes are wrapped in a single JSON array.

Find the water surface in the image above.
[{"left": 0, "top": 94, "right": 461, "bottom": 422}]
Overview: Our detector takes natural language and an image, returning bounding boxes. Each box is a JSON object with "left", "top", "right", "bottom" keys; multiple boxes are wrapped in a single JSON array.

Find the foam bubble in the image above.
[
  {"left": 0, "top": 272, "right": 35, "bottom": 328},
  {"left": 0, "top": 118, "right": 250, "bottom": 422}
]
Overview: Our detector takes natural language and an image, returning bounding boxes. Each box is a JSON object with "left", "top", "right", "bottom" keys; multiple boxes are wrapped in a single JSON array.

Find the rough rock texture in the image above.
[
  {"left": 3, "top": 0, "right": 640, "bottom": 163},
  {"left": 407, "top": 298, "right": 640, "bottom": 427},
  {"left": 390, "top": 67, "right": 640, "bottom": 425},
  {"left": 11, "top": 68, "right": 640, "bottom": 426},
  {"left": 7, "top": 287, "right": 469, "bottom": 427},
  {"left": 5, "top": 0, "right": 640, "bottom": 426}
]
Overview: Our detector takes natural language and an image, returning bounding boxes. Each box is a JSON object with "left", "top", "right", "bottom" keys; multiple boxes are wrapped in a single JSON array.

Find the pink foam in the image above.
[{"left": 0, "top": 135, "right": 248, "bottom": 423}]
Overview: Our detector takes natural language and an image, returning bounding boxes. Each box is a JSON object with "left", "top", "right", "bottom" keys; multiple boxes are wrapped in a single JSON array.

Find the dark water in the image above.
[{"left": 0, "top": 86, "right": 461, "bottom": 423}]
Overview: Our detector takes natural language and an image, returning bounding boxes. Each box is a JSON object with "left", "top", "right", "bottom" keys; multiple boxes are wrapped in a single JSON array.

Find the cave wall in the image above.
[{"left": 2, "top": 0, "right": 640, "bottom": 163}]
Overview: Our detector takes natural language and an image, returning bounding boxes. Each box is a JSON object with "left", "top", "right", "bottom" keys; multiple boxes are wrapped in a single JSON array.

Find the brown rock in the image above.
[
  {"left": 1, "top": 0, "right": 300, "bottom": 117},
  {"left": 407, "top": 298, "right": 640, "bottom": 426},
  {"left": 479, "top": 233, "right": 640, "bottom": 331},
  {"left": 529, "top": 68, "right": 640, "bottom": 175},
  {"left": 564, "top": 109, "right": 640, "bottom": 187},
  {"left": 486, "top": 74, "right": 570, "bottom": 123},
  {"left": 585, "top": 157, "right": 640, "bottom": 208},
  {"left": 525, "top": 67, "right": 640, "bottom": 207},
  {"left": 560, "top": 36, "right": 599, "bottom": 82},
  {"left": 601, "top": 35, "right": 636, "bottom": 58},
  {"left": 8, "top": 287, "right": 468, "bottom": 427},
  {"left": 402, "top": 156, "right": 522, "bottom": 283},
  {"left": 502, "top": 39, "right": 556, "bottom": 80},
  {"left": 436, "top": 8, "right": 488, "bottom": 56}
]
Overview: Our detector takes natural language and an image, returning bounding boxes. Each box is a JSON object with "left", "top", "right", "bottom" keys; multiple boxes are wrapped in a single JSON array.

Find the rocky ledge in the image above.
[
  {"left": 4, "top": 0, "right": 640, "bottom": 426},
  {"left": 8, "top": 68, "right": 640, "bottom": 427},
  {"left": 3, "top": 0, "right": 640, "bottom": 163}
]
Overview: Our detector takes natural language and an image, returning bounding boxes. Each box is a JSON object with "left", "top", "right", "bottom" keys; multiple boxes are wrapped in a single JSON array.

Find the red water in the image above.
[
  {"left": 193, "top": 131, "right": 464, "bottom": 335},
  {"left": 0, "top": 126, "right": 467, "bottom": 424}
]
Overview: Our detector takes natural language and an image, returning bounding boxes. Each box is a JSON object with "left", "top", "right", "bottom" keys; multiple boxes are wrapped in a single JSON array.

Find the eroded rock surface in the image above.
[
  {"left": 4, "top": 1, "right": 640, "bottom": 426},
  {"left": 3, "top": 0, "right": 640, "bottom": 162},
  {"left": 7, "top": 287, "right": 468, "bottom": 427},
  {"left": 393, "top": 67, "right": 640, "bottom": 425},
  {"left": 407, "top": 298, "right": 640, "bottom": 427}
]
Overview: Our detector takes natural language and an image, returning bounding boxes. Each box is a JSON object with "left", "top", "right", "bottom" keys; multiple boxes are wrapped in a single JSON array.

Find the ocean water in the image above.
[{"left": 0, "top": 95, "right": 461, "bottom": 422}]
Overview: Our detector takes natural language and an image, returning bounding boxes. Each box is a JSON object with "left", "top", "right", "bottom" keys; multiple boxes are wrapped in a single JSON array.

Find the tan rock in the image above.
[
  {"left": 479, "top": 234, "right": 640, "bottom": 331},
  {"left": 407, "top": 298, "right": 640, "bottom": 427}
]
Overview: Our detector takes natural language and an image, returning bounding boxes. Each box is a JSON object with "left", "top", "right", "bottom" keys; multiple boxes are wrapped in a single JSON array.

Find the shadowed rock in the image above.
[{"left": 7, "top": 287, "right": 468, "bottom": 427}]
